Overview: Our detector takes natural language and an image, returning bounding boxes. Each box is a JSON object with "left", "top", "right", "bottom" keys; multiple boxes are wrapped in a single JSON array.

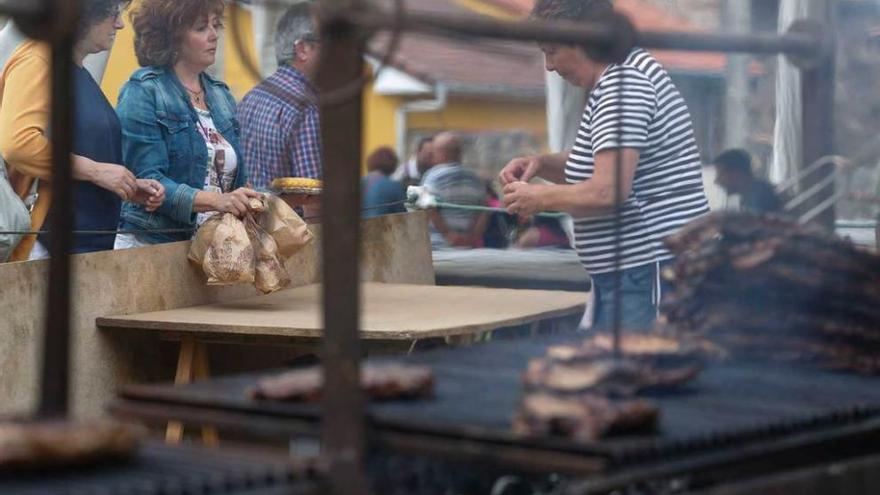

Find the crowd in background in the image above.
[
  {"left": 363, "top": 132, "right": 570, "bottom": 251},
  {"left": 0, "top": 0, "right": 573, "bottom": 264}
]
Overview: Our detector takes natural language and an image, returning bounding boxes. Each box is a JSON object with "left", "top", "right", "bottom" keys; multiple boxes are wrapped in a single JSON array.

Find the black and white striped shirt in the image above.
[{"left": 565, "top": 48, "right": 709, "bottom": 274}]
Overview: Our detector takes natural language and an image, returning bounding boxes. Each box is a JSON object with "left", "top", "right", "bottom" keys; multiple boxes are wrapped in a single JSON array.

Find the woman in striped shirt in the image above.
[{"left": 499, "top": 0, "right": 709, "bottom": 332}]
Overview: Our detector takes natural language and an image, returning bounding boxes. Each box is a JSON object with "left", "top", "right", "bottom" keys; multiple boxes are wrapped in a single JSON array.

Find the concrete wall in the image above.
[{"left": 0, "top": 212, "right": 433, "bottom": 418}]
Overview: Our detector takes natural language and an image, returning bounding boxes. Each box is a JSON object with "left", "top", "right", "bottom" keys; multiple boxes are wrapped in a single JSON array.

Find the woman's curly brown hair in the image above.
[{"left": 130, "top": 0, "right": 225, "bottom": 67}]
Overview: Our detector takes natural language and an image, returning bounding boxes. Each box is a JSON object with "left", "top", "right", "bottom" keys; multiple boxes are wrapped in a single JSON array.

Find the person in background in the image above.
[
  {"left": 483, "top": 182, "right": 513, "bottom": 248},
  {"left": 239, "top": 2, "right": 322, "bottom": 191},
  {"left": 712, "top": 148, "right": 783, "bottom": 214},
  {"left": 499, "top": 0, "right": 710, "bottom": 332},
  {"left": 115, "top": 0, "right": 261, "bottom": 248},
  {"left": 362, "top": 146, "right": 406, "bottom": 218},
  {"left": 392, "top": 135, "right": 433, "bottom": 189},
  {"left": 420, "top": 132, "right": 489, "bottom": 248},
  {"left": 515, "top": 216, "right": 570, "bottom": 249},
  {"left": 0, "top": 0, "right": 164, "bottom": 261}
]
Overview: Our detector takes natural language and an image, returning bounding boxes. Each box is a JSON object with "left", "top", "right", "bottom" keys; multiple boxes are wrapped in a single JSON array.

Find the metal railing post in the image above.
[
  {"left": 317, "top": 0, "right": 369, "bottom": 493},
  {"left": 799, "top": 1, "right": 836, "bottom": 228},
  {"left": 38, "top": 0, "right": 77, "bottom": 418}
]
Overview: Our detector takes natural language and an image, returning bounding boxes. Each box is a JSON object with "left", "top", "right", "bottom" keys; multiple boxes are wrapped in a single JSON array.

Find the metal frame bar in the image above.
[
  {"left": 0, "top": 0, "right": 46, "bottom": 17},
  {"left": 37, "top": 0, "right": 77, "bottom": 418},
  {"left": 0, "top": 0, "right": 836, "bottom": 491},
  {"left": 312, "top": 1, "right": 836, "bottom": 489},
  {"left": 799, "top": 8, "right": 837, "bottom": 227},
  {"left": 316, "top": 3, "right": 369, "bottom": 495},
  {"left": 342, "top": 6, "right": 822, "bottom": 59}
]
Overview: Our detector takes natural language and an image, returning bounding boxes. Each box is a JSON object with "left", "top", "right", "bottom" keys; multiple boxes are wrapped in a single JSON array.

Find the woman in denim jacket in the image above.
[{"left": 115, "top": 0, "right": 261, "bottom": 247}]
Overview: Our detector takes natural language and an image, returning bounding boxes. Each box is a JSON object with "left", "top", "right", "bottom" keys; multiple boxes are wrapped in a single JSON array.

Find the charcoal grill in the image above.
[
  {"left": 0, "top": 442, "right": 315, "bottom": 495},
  {"left": 2, "top": 0, "right": 842, "bottom": 491},
  {"left": 112, "top": 335, "right": 880, "bottom": 492}
]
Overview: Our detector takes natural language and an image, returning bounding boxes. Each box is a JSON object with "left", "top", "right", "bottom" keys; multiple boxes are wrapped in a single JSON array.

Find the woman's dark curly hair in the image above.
[
  {"left": 366, "top": 147, "right": 399, "bottom": 176},
  {"left": 77, "top": 0, "right": 130, "bottom": 42},
  {"left": 130, "top": 0, "right": 226, "bottom": 67}
]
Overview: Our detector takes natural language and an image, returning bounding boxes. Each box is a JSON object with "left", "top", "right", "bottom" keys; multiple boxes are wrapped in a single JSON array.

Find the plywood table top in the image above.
[{"left": 98, "top": 283, "right": 586, "bottom": 341}]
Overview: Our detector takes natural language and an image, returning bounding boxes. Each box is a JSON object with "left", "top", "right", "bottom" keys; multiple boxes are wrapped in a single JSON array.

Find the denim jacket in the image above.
[{"left": 116, "top": 66, "right": 246, "bottom": 243}]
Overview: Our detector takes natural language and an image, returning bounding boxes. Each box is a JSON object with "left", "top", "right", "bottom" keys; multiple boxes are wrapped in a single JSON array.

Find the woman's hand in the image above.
[
  {"left": 91, "top": 162, "right": 138, "bottom": 200},
  {"left": 499, "top": 155, "right": 543, "bottom": 185},
  {"left": 132, "top": 179, "right": 165, "bottom": 211},
  {"left": 502, "top": 181, "right": 547, "bottom": 218},
  {"left": 211, "top": 187, "right": 264, "bottom": 217}
]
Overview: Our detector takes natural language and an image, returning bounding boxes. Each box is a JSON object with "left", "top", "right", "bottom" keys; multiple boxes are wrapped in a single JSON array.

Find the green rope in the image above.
[{"left": 431, "top": 201, "right": 567, "bottom": 219}]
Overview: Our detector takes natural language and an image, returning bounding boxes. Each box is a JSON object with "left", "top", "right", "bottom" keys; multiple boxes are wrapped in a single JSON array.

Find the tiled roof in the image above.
[
  {"left": 369, "top": 0, "right": 547, "bottom": 98},
  {"left": 474, "top": 0, "right": 730, "bottom": 73},
  {"left": 368, "top": 0, "right": 727, "bottom": 99}
]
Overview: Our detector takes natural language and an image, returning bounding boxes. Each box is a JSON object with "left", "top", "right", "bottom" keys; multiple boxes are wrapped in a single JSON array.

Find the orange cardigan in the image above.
[{"left": 0, "top": 41, "right": 53, "bottom": 261}]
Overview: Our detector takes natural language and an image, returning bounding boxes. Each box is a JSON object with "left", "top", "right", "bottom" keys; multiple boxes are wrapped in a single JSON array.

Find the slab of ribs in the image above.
[
  {"left": 660, "top": 212, "right": 880, "bottom": 373},
  {"left": 0, "top": 420, "right": 145, "bottom": 470},
  {"left": 515, "top": 334, "right": 713, "bottom": 442}
]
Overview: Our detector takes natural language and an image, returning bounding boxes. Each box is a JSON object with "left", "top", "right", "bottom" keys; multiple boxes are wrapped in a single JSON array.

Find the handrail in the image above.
[
  {"left": 784, "top": 172, "right": 837, "bottom": 211},
  {"left": 776, "top": 155, "right": 847, "bottom": 195},
  {"left": 801, "top": 190, "right": 845, "bottom": 224}
]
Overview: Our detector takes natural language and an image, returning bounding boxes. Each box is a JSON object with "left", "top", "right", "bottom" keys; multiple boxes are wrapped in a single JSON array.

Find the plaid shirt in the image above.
[{"left": 239, "top": 65, "right": 322, "bottom": 190}]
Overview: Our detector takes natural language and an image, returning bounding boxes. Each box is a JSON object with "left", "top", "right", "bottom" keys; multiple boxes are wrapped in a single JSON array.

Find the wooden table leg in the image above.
[
  {"left": 165, "top": 337, "right": 218, "bottom": 446},
  {"left": 165, "top": 337, "right": 196, "bottom": 444},
  {"left": 194, "top": 342, "right": 219, "bottom": 447}
]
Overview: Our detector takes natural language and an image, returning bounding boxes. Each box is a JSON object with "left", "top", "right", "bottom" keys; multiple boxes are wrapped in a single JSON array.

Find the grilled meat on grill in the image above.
[
  {"left": 546, "top": 334, "right": 723, "bottom": 368},
  {"left": 660, "top": 212, "right": 880, "bottom": 373},
  {"left": 513, "top": 393, "right": 658, "bottom": 441},
  {"left": 0, "top": 420, "right": 146, "bottom": 470},
  {"left": 249, "top": 363, "right": 435, "bottom": 402},
  {"left": 524, "top": 358, "right": 700, "bottom": 396}
]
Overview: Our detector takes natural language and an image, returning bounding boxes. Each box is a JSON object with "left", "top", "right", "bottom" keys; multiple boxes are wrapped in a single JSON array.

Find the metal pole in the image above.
[
  {"left": 0, "top": 0, "right": 45, "bottom": 17},
  {"left": 38, "top": 0, "right": 77, "bottom": 418},
  {"left": 347, "top": 7, "right": 617, "bottom": 49},
  {"left": 612, "top": 76, "right": 624, "bottom": 359},
  {"left": 723, "top": 0, "right": 751, "bottom": 149},
  {"left": 343, "top": 6, "right": 820, "bottom": 59},
  {"left": 317, "top": 0, "right": 369, "bottom": 493},
  {"left": 800, "top": 0, "right": 836, "bottom": 228},
  {"left": 637, "top": 30, "right": 817, "bottom": 57}
]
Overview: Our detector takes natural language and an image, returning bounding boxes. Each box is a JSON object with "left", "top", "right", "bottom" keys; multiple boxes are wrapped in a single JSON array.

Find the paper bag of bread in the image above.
[
  {"left": 188, "top": 213, "right": 221, "bottom": 268},
  {"left": 260, "top": 195, "right": 314, "bottom": 259},
  {"left": 245, "top": 214, "right": 291, "bottom": 294},
  {"left": 189, "top": 213, "right": 255, "bottom": 285}
]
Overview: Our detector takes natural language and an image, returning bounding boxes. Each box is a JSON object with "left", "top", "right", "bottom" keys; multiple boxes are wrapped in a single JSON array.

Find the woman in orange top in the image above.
[{"left": 0, "top": 0, "right": 164, "bottom": 261}]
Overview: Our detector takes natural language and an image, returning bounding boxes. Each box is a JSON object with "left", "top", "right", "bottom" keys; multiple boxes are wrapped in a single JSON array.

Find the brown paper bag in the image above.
[
  {"left": 187, "top": 213, "right": 222, "bottom": 267},
  {"left": 260, "top": 195, "right": 314, "bottom": 259},
  {"left": 245, "top": 215, "right": 291, "bottom": 294},
  {"left": 198, "top": 213, "right": 255, "bottom": 285}
]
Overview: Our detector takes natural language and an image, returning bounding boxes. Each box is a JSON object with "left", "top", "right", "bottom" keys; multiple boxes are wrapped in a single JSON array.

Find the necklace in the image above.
[{"left": 183, "top": 84, "right": 205, "bottom": 107}]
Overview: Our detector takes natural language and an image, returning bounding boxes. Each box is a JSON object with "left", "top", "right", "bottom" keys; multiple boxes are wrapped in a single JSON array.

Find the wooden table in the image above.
[{"left": 98, "top": 282, "right": 586, "bottom": 443}]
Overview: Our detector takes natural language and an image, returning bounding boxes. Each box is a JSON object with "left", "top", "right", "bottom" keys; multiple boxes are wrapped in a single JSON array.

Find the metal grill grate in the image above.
[{"left": 0, "top": 442, "right": 315, "bottom": 495}]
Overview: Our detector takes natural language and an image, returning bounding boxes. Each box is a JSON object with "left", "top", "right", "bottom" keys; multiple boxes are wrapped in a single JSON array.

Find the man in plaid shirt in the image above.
[{"left": 239, "top": 3, "right": 322, "bottom": 192}]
